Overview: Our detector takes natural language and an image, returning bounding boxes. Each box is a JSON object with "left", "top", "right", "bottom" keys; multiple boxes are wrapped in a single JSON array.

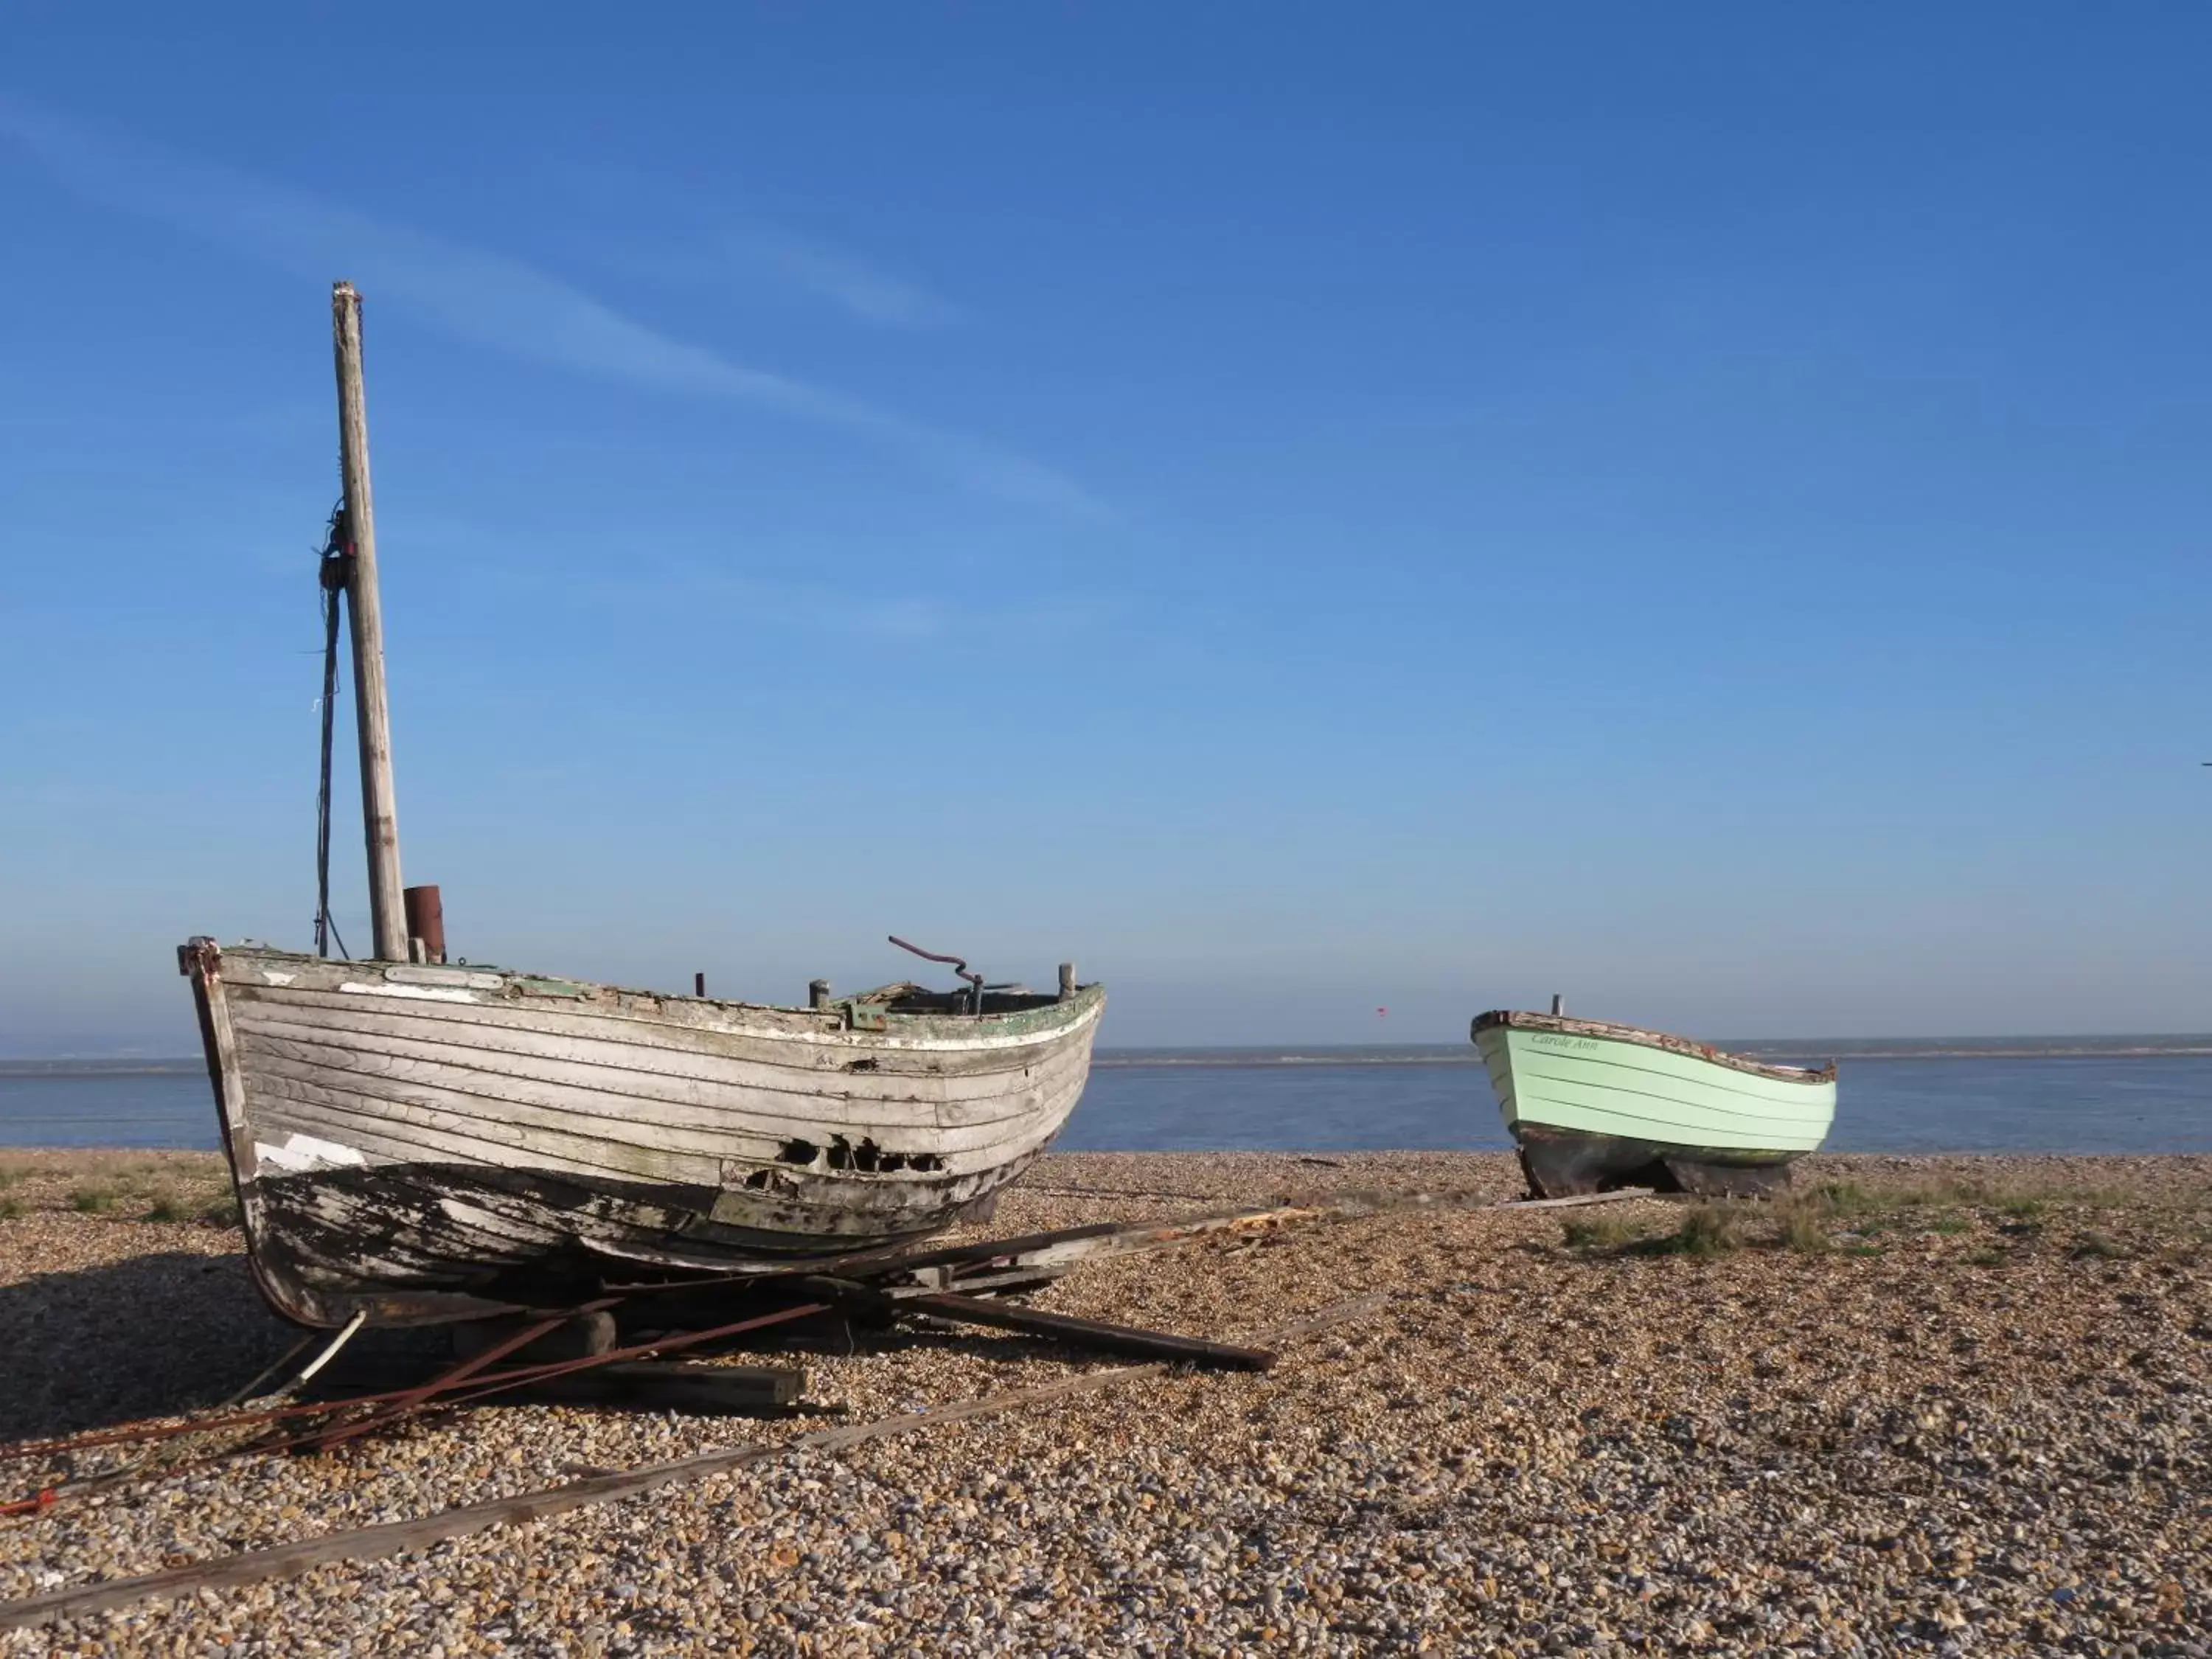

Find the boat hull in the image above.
[
  {"left": 1471, "top": 1012, "right": 1834, "bottom": 1198},
  {"left": 181, "top": 941, "right": 1104, "bottom": 1326}
]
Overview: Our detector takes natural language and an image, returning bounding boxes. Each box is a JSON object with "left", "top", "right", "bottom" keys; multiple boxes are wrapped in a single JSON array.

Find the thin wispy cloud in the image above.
[
  {"left": 558, "top": 173, "right": 963, "bottom": 330},
  {"left": 498, "top": 540, "right": 1107, "bottom": 649},
  {"left": 655, "top": 563, "right": 1107, "bottom": 647},
  {"left": 754, "top": 232, "right": 959, "bottom": 328},
  {"left": 0, "top": 98, "right": 1093, "bottom": 514}
]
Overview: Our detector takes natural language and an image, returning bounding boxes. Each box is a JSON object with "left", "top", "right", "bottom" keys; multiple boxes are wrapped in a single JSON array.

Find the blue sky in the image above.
[{"left": 3, "top": 4, "right": 2209, "bottom": 1051}]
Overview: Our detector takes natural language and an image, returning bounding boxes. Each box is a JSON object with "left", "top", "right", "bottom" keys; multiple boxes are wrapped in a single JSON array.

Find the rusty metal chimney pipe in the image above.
[{"left": 403, "top": 885, "right": 445, "bottom": 964}]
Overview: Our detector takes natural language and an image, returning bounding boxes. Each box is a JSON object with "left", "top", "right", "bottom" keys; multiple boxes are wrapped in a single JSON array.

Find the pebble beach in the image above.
[{"left": 1, "top": 1148, "right": 2207, "bottom": 1656}]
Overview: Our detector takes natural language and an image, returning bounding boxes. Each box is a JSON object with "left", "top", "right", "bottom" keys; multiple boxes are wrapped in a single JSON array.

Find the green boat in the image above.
[{"left": 1471, "top": 1008, "right": 1837, "bottom": 1197}]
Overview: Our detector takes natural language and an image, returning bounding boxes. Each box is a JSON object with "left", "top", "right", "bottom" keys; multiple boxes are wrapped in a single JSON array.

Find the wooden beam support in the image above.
[{"left": 498, "top": 1362, "right": 804, "bottom": 1413}]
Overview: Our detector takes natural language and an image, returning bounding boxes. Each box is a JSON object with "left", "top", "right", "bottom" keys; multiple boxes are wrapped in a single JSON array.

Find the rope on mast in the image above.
[{"left": 314, "top": 501, "right": 352, "bottom": 961}]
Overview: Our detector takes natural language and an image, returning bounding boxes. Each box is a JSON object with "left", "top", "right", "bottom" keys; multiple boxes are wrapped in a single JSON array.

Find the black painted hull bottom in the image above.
[
  {"left": 1514, "top": 1124, "right": 1803, "bottom": 1200},
  {"left": 245, "top": 1159, "right": 1018, "bottom": 1328}
]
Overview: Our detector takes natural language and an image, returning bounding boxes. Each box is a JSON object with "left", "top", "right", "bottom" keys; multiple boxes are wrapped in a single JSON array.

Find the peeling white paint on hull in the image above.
[{"left": 180, "top": 940, "right": 1105, "bottom": 1327}]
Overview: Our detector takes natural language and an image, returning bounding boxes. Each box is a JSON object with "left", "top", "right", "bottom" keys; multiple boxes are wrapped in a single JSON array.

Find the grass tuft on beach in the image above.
[
  {"left": 1644, "top": 1201, "right": 1743, "bottom": 1256},
  {"left": 1559, "top": 1213, "right": 1645, "bottom": 1252},
  {"left": 1546, "top": 1162, "right": 2198, "bottom": 1268},
  {"left": 0, "top": 1151, "right": 240, "bottom": 1230},
  {"left": 1778, "top": 1201, "right": 1833, "bottom": 1253}
]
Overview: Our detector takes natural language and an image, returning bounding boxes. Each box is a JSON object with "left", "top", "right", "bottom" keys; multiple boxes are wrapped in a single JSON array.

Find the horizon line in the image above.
[{"left": 8, "top": 1031, "right": 2212, "bottom": 1074}]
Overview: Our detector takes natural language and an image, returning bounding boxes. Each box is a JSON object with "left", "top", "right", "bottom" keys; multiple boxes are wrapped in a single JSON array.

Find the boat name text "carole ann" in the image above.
[{"left": 1528, "top": 1034, "right": 1604, "bottom": 1052}]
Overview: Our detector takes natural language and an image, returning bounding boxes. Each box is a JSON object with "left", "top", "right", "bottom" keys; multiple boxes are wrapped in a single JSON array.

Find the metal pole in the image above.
[{"left": 332, "top": 282, "right": 407, "bottom": 961}]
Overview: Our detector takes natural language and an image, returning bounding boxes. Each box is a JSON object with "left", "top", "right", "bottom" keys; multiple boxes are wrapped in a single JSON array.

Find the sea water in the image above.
[
  {"left": 1063, "top": 1041, "right": 2212, "bottom": 1155},
  {"left": 5, "top": 1040, "right": 2212, "bottom": 1154}
]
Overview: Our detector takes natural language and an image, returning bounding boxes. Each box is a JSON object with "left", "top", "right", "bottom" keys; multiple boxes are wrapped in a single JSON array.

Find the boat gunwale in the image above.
[
  {"left": 208, "top": 942, "right": 1105, "bottom": 1050},
  {"left": 1472, "top": 1010, "right": 1837, "bottom": 1085}
]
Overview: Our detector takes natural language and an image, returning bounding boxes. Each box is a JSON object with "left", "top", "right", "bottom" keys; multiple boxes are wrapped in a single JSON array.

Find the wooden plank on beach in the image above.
[
  {"left": 996, "top": 1184, "right": 1658, "bottom": 1273},
  {"left": 905, "top": 1292, "right": 1277, "bottom": 1370},
  {"left": 0, "top": 1294, "right": 1388, "bottom": 1631},
  {"left": 1498, "top": 1188, "right": 1656, "bottom": 1210}
]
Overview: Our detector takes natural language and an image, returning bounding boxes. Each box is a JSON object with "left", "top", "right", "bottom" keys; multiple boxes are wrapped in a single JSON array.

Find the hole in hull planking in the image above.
[
  {"left": 771, "top": 1135, "right": 941, "bottom": 1175},
  {"left": 844, "top": 1057, "right": 880, "bottom": 1074},
  {"left": 821, "top": 1135, "right": 943, "bottom": 1175}
]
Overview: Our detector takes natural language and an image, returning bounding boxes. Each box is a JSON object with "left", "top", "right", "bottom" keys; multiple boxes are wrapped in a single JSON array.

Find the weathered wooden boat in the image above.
[
  {"left": 181, "top": 942, "right": 1102, "bottom": 1327},
  {"left": 1471, "top": 1007, "right": 1835, "bottom": 1197},
  {"left": 178, "top": 285, "right": 1103, "bottom": 1328}
]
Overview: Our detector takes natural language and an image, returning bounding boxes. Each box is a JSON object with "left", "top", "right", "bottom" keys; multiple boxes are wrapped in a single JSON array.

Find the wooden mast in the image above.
[{"left": 331, "top": 282, "right": 407, "bottom": 961}]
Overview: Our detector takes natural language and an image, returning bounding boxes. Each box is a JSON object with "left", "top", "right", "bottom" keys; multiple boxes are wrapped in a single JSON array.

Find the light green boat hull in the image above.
[{"left": 1472, "top": 1013, "right": 1836, "bottom": 1196}]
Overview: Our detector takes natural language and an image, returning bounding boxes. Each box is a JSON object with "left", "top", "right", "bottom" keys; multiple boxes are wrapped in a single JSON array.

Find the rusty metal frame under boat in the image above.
[{"left": 0, "top": 1233, "right": 1282, "bottom": 1517}]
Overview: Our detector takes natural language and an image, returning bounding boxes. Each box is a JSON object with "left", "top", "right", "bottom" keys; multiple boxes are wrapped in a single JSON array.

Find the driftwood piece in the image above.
[
  {"left": 0, "top": 1295, "right": 1387, "bottom": 1630},
  {"left": 906, "top": 1292, "right": 1275, "bottom": 1371},
  {"left": 1496, "top": 1187, "right": 1655, "bottom": 1208},
  {"left": 998, "top": 1184, "right": 1657, "bottom": 1274}
]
